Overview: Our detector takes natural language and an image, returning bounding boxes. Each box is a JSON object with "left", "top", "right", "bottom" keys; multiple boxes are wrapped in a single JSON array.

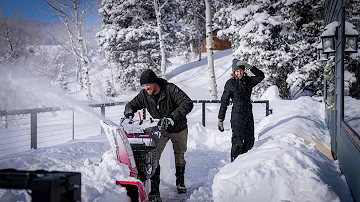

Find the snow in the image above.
[
  {"left": 0, "top": 49, "right": 353, "bottom": 202},
  {"left": 322, "top": 21, "right": 359, "bottom": 37},
  {"left": 345, "top": 21, "right": 359, "bottom": 35},
  {"left": 259, "top": 85, "right": 281, "bottom": 101}
]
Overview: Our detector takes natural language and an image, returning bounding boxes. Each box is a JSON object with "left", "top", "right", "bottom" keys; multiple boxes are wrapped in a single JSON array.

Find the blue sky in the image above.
[{"left": 0, "top": 0, "right": 100, "bottom": 24}]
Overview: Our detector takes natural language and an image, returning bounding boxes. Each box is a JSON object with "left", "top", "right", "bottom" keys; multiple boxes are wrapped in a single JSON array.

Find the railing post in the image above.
[
  {"left": 265, "top": 100, "right": 270, "bottom": 116},
  {"left": 101, "top": 105, "right": 105, "bottom": 133},
  {"left": 202, "top": 102, "right": 206, "bottom": 127},
  {"left": 1, "top": 116, "right": 7, "bottom": 129},
  {"left": 72, "top": 110, "right": 75, "bottom": 139},
  {"left": 30, "top": 112, "right": 37, "bottom": 149},
  {"left": 143, "top": 108, "right": 146, "bottom": 120}
]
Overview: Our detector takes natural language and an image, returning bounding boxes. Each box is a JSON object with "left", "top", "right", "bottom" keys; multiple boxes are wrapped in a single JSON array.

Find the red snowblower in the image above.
[{"left": 100, "top": 112, "right": 162, "bottom": 202}]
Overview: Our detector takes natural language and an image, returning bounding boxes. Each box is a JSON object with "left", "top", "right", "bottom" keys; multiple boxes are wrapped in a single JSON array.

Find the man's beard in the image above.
[{"left": 146, "top": 87, "right": 155, "bottom": 95}]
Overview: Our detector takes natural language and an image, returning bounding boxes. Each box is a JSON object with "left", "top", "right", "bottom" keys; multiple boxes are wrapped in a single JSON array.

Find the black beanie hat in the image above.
[{"left": 140, "top": 69, "right": 158, "bottom": 85}]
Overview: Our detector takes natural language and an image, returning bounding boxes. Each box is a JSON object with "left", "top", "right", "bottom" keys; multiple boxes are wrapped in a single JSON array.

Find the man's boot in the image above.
[
  {"left": 175, "top": 166, "right": 187, "bottom": 194},
  {"left": 149, "top": 166, "right": 162, "bottom": 202}
]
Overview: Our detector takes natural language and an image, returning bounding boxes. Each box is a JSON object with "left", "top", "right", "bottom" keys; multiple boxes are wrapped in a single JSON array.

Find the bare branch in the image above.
[
  {"left": 57, "top": 15, "right": 78, "bottom": 40},
  {"left": 134, "top": 13, "right": 156, "bottom": 29},
  {"left": 194, "top": 9, "right": 206, "bottom": 21},
  {"left": 47, "top": 32, "right": 81, "bottom": 61},
  {"left": 80, "top": 0, "right": 91, "bottom": 20},
  {"left": 158, "top": 0, "right": 169, "bottom": 10},
  {"left": 43, "top": 0, "right": 76, "bottom": 23},
  {"left": 38, "top": 8, "right": 59, "bottom": 18}
]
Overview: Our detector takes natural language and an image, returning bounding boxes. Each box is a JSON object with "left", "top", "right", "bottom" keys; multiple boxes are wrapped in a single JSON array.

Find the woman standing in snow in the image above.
[{"left": 218, "top": 59, "right": 264, "bottom": 162}]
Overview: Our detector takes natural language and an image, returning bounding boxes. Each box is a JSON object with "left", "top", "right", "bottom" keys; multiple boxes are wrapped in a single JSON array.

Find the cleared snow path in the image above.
[{"left": 159, "top": 144, "right": 229, "bottom": 202}]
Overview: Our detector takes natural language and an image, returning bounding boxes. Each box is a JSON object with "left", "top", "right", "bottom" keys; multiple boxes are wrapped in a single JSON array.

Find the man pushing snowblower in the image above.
[{"left": 124, "top": 69, "right": 194, "bottom": 202}]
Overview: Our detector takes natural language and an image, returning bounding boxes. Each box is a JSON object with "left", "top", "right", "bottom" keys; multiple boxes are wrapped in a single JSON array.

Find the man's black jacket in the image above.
[
  {"left": 218, "top": 66, "right": 265, "bottom": 122},
  {"left": 125, "top": 78, "right": 193, "bottom": 133}
]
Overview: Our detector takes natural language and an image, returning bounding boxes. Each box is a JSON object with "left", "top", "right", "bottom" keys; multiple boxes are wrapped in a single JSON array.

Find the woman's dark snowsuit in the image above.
[{"left": 218, "top": 66, "right": 264, "bottom": 162}]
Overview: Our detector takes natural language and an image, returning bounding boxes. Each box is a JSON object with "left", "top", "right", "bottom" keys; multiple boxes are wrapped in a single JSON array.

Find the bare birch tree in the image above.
[
  {"left": 43, "top": 0, "right": 93, "bottom": 100},
  {"left": 205, "top": 0, "right": 217, "bottom": 99}
]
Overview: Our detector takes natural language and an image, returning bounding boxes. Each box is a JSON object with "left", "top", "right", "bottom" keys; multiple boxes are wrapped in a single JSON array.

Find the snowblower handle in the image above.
[
  {"left": 137, "top": 111, "right": 143, "bottom": 125},
  {"left": 120, "top": 116, "right": 134, "bottom": 126}
]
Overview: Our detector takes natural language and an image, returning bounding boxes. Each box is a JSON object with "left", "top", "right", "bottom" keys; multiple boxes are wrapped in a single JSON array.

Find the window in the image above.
[{"left": 343, "top": 2, "right": 360, "bottom": 135}]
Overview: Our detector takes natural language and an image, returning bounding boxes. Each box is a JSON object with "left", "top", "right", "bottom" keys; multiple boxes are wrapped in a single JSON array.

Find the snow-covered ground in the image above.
[{"left": 0, "top": 50, "right": 353, "bottom": 202}]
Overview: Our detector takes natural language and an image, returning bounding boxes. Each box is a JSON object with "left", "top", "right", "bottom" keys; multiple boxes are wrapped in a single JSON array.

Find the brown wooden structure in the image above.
[{"left": 202, "top": 29, "right": 232, "bottom": 52}]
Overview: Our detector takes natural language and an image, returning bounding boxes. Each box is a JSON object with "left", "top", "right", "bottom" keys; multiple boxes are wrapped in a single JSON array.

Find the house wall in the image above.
[
  {"left": 325, "top": 0, "right": 360, "bottom": 200},
  {"left": 201, "top": 30, "right": 232, "bottom": 52},
  {"left": 324, "top": 0, "right": 342, "bottom": 161}
]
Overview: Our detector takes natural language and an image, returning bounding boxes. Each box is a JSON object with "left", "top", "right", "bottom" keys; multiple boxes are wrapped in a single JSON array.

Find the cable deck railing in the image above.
[{"left": 0, "top": 100, "right": 272, "bottom": 157}]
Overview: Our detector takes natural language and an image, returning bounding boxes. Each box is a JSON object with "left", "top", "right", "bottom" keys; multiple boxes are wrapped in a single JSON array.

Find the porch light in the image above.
[
  {"left": 317, "top": 42, "right": 328, "bottom": 61},
  {"left": 344, "top": 21, "right": 359, "bottom": 53},
  {"left": 320, "top": 21, "right": 359, "bottom": 54},
  {"left": 321, "top": 21, "right": 338, "bottom": 54}
]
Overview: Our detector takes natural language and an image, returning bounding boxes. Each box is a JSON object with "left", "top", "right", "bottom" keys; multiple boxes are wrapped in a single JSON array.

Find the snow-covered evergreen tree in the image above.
[
  {"left": 56, "top": 63, "right": 69, "bottom": 92},
  {"left": 105, "top": 78, "right": 116, "bottom": 97},
  {"left": 176, "top": 0, "right": 228, "bottom": 62},
  {"left": 177, "top": 0, "right": 206, "bottom": 61},
  {"left": 96, "top": 0, "right": 180, "bottom": 89},
  {"left": 153, "top": 0, "right": 181, "bottom": 78},
  {"left": 347, "top": 55, "right": 360, "bottom": 99},
  {"left": 213, "top": 0, "right": 324, "bottom": 99}
]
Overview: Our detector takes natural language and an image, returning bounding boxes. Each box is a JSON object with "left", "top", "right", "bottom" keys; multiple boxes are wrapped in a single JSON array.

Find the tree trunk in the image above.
[
  {"left": 205, "top": 0, "right": 217, "bottom": 100},
  {"left": 64, "top": 17, "right": 83, "bottom": 88},
  {"left": 194, "top": 15, "right": 202, "bottom": 61},
  {"left": 74, "top": 0, "right": 92, "bottom": 99},
  {"left": 154, "top": 0, "right": 167, "bottom": 79}
]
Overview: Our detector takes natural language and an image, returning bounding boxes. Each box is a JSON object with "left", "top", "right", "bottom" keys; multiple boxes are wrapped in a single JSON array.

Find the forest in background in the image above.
[{"left": 1, "top": 0, "right": 359, "bottom": 105}]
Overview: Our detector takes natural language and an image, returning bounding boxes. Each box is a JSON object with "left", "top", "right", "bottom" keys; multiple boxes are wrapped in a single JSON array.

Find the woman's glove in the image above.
[
  {"left": 236, "top": 60, "right": 251, "bottom": 70},
  {"left": 218, "top": 119, "right": 224, "bottom": 132}
]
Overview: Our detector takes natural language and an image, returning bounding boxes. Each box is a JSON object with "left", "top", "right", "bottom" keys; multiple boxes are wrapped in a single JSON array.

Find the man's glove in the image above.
[
  {"left": 122, "top": 115, "right": 133, "bottom": 124},
  {"left": 124, "top": 112, "right": 133, "bottom": 119},
  {"left": 218, "top": 119, "right": 224, "bottom": 132},
  {"left": 158, "top": 117, "right": 174, "bottom": 131}
]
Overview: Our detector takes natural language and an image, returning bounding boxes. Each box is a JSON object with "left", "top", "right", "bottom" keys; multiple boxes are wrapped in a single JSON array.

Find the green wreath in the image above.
[{"left": 325, "top": 57, "right": 335, "bottom": 110}]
